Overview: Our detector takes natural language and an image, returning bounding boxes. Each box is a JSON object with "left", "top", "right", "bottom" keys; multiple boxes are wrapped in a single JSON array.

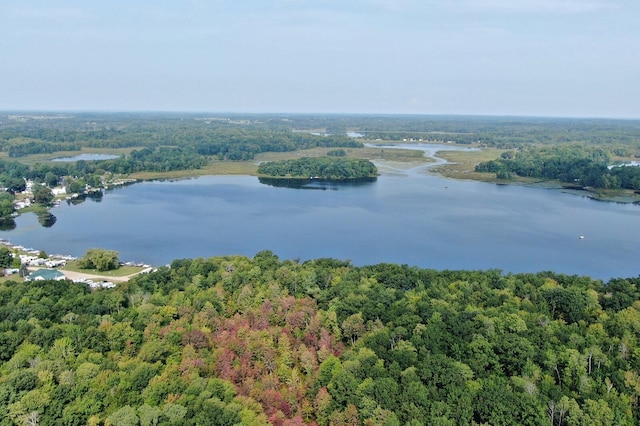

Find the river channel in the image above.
[{"left": 1, "top": 144, "right": 639, "bottom": 281}]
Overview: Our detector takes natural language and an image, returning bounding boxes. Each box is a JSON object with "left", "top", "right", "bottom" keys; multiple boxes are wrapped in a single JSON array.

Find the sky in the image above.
[{"left": 1, "top": 0, "right": 639, "bottom": 118}]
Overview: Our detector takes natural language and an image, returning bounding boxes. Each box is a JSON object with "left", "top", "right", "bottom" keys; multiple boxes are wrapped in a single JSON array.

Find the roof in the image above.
[{"left": 27, "top": 269, "right": 66, "bottom": 281}]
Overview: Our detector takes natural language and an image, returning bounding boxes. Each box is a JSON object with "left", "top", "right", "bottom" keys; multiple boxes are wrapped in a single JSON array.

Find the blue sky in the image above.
[{"left": 1, "top": 0, "right": 638, "bottom": 118}]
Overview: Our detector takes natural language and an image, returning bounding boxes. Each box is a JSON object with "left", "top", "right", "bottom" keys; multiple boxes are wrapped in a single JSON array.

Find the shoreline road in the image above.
[
  {"left": 28, "top": 267, "right": 148, "bottom": 283},
  {"left": 59, "top": 270, "right": 134, "bottom": 283}
]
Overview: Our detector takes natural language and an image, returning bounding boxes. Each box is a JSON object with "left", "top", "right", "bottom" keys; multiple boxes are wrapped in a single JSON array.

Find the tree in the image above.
[
  {"left": 0, "top": 192, "right": 15, "bottom": 218},
  {"left": 77, "top": 248, "right": 120, "bottom": 271},
  {"left": 24, "top": 411, "right": 40, "bottom": 426},
  {"left": 32, "top": 184, "right": 54, "bottom": 205},
  {"left": 19, "top": 262, "right": 29, "bottom": 277},
  {"left": 44, "top": 172, "right": 58, "bottom": 187},
  {"left": 138, "top": 404, "right": 161, "bottom": 426},
  {"left": 0, "top": 247, "right": 13, "bottom": 268},
  {"left": 4, "top": 177, "right": 26, "bottom": 193},
  {"left": 162, "top": 404, "right": 187, "bottom": 425},
  {"left": 342, "top": 313, "right": 366, "bottom": 345},
  {"left": 66, "top": 178, "right": 86, "bottom": 194},
  {"left": 106, "top": 405, "right": 138, "bottom": 426}
]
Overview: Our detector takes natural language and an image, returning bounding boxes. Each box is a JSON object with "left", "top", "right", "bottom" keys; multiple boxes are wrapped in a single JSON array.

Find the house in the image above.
[
  {"left": 52, "top": 186, "right": 67, "bottom": 196},
  {"left": 45, "top": 259, "right": 66, "bottom": 268},
  {"left": 79, "top": 279, "right": 116, "bottom": 289},
  {"left": 19, "top": 255, "right": 47, "bottom": 267},
  {"left": 26, "top": 269, "right": 66, "bottom": 281}
]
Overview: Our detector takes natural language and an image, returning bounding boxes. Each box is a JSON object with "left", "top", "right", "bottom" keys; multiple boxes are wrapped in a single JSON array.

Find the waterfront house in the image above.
[{"left": 26, "top": 269, "right": 66, "bottom": 281}]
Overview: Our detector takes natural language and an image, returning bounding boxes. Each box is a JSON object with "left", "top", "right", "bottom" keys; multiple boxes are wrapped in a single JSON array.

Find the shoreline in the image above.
[{"left": 1, "top": 238, "right": 152, "bottom": 283}]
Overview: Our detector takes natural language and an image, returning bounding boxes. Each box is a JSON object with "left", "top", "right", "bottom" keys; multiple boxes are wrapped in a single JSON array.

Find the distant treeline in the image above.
[
  {"left": 3, "top": 113, "right": 640, "bottom": 155},
  {"left": 0, "top": 146, "right": 208, "bottom": 193},
  {"left": 0, "top": 115, "right": 363, "bottom": 160},
  {"left": 2, "top": 112, "right": 640, "bottom": 191},
  {"left": 0, "top": 114, "right": 369, "bottom": 193},
  {"left": 354, "top": 117, "right": 640, "bottom": 150},
  {"left": 257, "top": 157, "right": 378, "bottom": 180}
]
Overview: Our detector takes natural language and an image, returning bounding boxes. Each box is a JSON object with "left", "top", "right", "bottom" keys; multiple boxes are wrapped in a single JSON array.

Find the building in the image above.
[
  {"left": 26, "top": 269, "right": 66, "bottom": 281},
  {"left": 45, "top": 259, "right": 66, "bottom": 268}
]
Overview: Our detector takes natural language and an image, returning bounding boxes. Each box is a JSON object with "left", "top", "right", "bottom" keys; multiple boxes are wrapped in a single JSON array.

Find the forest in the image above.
[
  {"left": 1, "top": 253, "right": 640, "bottom": 425},
  {"left": 475, "top": 145, "right": 640, "bottom": 189},
  {"left": 0, "top": 113, "right": 364, "bottom": 192},
  {"left": 2, "top": 113, "right": 640, "bottom": 195},
  {"left": 257, "top": 158, "right": 378, "bottom": 180},
  {"left": 0, "top": 114, "right": 363, "bottom": 160},
  {"left": 3, "top": 113, "right": 640, "bottom": 158}
]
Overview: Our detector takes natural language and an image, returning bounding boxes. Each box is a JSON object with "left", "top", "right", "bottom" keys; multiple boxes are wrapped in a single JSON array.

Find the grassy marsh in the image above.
[{"left": 129, "top": 146, "right": 428, "bottom": 180}]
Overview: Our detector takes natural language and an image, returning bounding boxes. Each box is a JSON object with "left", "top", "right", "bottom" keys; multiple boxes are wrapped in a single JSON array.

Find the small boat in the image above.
[{"left": 579, "top": 236, "right": 585, "bottom": 239}]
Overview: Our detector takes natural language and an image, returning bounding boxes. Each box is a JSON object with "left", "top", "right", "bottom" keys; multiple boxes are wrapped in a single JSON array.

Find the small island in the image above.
[{"left": 257, "top": 157, "right": 378, "bottom": 180}]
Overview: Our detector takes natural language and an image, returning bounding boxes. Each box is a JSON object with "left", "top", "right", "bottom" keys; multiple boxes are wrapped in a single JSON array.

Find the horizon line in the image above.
[{"left": 1, "top": 109, "right": 639, "bottom": 121}]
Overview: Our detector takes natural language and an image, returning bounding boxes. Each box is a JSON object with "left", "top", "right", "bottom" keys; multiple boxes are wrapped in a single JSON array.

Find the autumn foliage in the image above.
[{"left": 1, "top": 253, "right": 639, "bottom": 425}]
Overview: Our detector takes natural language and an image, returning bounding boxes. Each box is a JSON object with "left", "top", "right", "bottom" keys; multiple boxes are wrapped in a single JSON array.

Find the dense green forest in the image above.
[
  {"left": 1, "top": 254, "right": 640, "bottom": 425},
  {"left": 257, "top": 158, "right": 378, "bottom": 180},
  {"left": 475, "top": 145, "right": 640, "bottom": 189}
]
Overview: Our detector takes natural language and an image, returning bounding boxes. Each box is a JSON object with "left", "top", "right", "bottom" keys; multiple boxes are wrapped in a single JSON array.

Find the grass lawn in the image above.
[
  {"left": 130, "top": 160, "right": 259, "bottom": 180},
  {"left": 0, "top": 274, "right": 24, "bottom": 284},
  {"left": 62, "top": 261, "right": 145, "bottom": 277},
  {"left": 15, "top": 203, "right": 51, "bottom": 215}
]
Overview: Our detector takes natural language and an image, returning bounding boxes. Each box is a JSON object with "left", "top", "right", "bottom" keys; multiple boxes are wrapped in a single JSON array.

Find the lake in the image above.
[
  {"left": 2, "top": 145, "right": 640, "bottom": 281},
  {"left": 52, "top": 153, "right": 120, "bottom": 162}
]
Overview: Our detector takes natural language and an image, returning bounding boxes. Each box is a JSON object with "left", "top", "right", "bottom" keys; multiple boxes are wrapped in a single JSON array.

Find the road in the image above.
[{"left": 28, "top": 267, "right": 149, "bottom": 283}]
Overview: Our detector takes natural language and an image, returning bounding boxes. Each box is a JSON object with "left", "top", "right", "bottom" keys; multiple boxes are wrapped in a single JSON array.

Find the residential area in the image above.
[{"left": 1, "top": 239, "right": 152, "bottom": 289}]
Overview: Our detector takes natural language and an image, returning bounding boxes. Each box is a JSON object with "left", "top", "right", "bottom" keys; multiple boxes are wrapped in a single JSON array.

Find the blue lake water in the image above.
[
  {"left": 2, "top": 146, "right": 640, "bottom": 281},
  {"left": 52, "top": 153, "right": 120, "bottom": 162}
]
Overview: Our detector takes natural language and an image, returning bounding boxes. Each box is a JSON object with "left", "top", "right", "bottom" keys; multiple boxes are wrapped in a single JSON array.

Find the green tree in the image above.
[
  {"left": 66, "top": 178, "right": 86, "bottom": 194},
  {"left": 566, "top": 399, "right": 614, "bottom": 426},
  {"left": 4, "top": 177, "right": 26, "bottom": 193},
  {"left": 0, "top": 247, "right": 13, "bottom": 268},
  {"left": 77, "top": 248, "right": 120, "bottom": 271},
  {"left": 32, "top": 184, "right": 54, "bottom": 205},
  {"left": 106, "top": 405, "right": 138, "bottom": 426},
  {"left": 44, "top": 172, "right": 58, "bottom": 187},
  {"left": 0, "top": 192, "right": 15, "bottom": 218},
  {"left": 342, "top": 313, "right": 366, "bottom": 345},
  {"left": 161, "top": 403, "right": 187, "bottom": 425},
  {"left": 138, "top": 404, "right": 161, "bottom": 426}
]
